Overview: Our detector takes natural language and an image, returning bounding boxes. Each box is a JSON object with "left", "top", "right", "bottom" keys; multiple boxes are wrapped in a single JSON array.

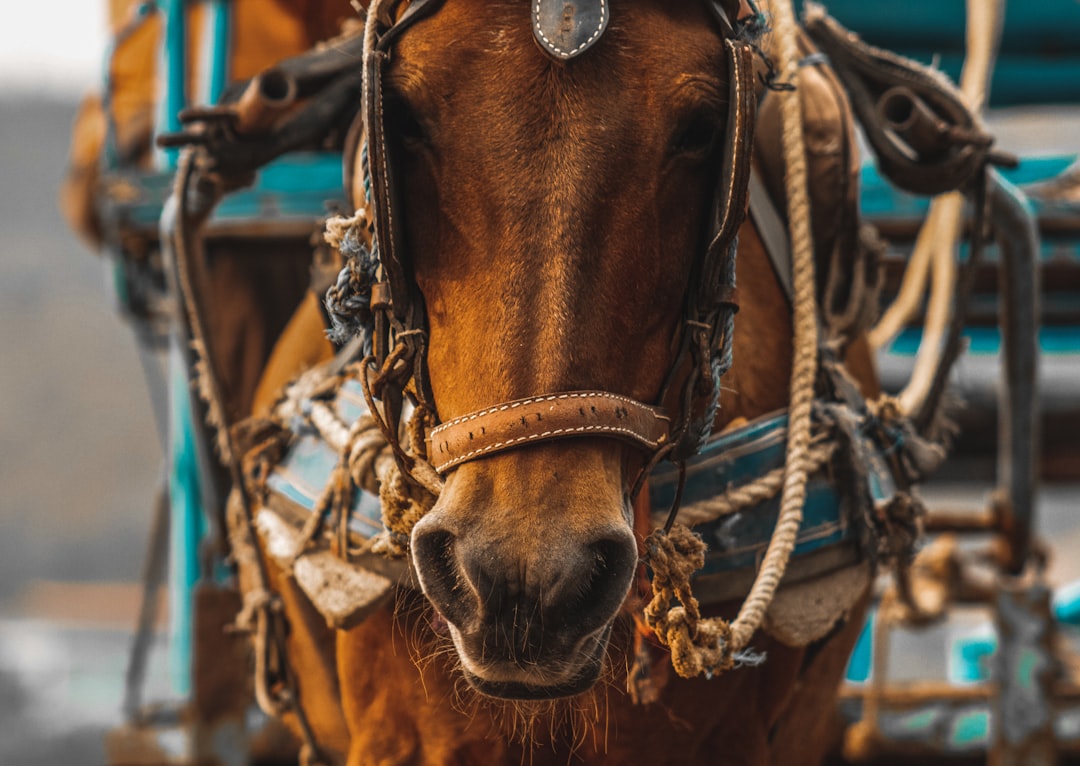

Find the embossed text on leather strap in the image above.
[{"left": 426, "top": 391, "right": 670, "bottom": 473}]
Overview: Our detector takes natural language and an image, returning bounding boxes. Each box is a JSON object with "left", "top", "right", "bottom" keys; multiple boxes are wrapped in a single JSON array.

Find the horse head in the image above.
[{"left": 361, "top": 0, "right": 754, "bottom": 700}]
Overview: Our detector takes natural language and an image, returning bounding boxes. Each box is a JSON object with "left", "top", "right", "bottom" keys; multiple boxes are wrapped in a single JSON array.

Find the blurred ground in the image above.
[
  {"left": 0, "top": 97, "right": 161, "bottom": 600},
  {"left": 0, "top": 96, "right": 1078, "bottom": 765},
  {"left": 0, "top": 95, "right": 163, "bottom": 765}
]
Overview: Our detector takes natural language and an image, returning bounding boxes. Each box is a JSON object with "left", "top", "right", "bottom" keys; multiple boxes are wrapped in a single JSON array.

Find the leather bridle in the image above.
[{"left": 358, "top": 0, "right": 760, "bottom": 482}]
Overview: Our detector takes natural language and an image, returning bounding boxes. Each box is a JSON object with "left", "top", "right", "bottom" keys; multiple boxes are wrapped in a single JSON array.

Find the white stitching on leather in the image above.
[
  {"left": 533, "top": 0, "right": 608, "bottom": 59},
  {"left": 375, "top": 55, "right": 395, "bottom": 270},
  {"left": 431, "top": 391, "right": 668, "bottom": 434},
  {"left": 432, "top": 423, "right": 662, "bottom": 472},
  {"left": 713, "top": 40, "right": 744, "bottom": 245}
]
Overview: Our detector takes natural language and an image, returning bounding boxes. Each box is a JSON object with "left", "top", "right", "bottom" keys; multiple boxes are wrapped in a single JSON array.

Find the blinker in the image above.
[{"left": 532, "top": 0, "right": 610, "bottom": 61}]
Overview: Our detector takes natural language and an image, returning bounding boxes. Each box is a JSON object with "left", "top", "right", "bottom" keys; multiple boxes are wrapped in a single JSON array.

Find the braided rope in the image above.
[
  {"left": 643, "top": 0, "right": 820, "bottom": 677},
  {"left": 730, "top": 0, "right": 819, "bottom": 653},
  {"left": 323, "top": 210, "right": 380, "bottom": 346}
]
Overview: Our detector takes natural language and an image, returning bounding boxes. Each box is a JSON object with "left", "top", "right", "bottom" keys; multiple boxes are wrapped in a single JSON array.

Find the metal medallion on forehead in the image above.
[{"left": 532, "top": 0, "right": 610, "bottom": 60}]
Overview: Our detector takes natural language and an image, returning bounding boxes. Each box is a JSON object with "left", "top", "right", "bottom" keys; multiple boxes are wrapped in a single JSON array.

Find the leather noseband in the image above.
[{"left": 427, "top": 391, "right": 671, "bottom": 473}]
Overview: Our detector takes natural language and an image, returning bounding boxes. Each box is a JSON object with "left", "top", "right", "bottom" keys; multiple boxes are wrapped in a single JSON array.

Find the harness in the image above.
[
  {"left": 258, "top": 377, "right": 892, "bottom": 603},
  {"left": 151, "top": 1, "right": 1012, "bottom": 760},
  {"left": 358, "top": 0, "right": 760, "bottom": 481},
  {"left": 330, "top": 0, "right": 941, "bottom": 682},
  {"left": 214, "top": 0, "right": 990, "bottom": 728}
]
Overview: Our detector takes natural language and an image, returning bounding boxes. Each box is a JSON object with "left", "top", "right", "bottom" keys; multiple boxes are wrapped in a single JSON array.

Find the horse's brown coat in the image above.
[{"left": 249, "top": 1, "right": 878, "bottom": 762}]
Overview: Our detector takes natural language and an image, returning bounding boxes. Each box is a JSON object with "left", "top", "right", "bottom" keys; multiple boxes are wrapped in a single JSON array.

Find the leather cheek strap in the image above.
[{"left": 425, "top": 391, "right": 671, "bottom": 474}]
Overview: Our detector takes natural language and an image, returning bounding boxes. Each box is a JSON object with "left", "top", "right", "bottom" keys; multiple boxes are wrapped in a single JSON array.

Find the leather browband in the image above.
[{"left": 426, "top": 391, "right": 670, "bottom": 474}]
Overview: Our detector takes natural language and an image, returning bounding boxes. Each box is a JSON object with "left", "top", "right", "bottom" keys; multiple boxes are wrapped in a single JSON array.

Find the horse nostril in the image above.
[
  {"left": 554, "top": 534, "right": 638, "bottom": 634},
  {"left": 411, "top": 528, "right": 474, "bottom": 629}
]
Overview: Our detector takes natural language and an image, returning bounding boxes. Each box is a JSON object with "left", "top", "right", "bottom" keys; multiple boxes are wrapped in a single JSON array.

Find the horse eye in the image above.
[
  {"left": 672, "top": 112, "right": 721, "bottom": 157},
  {"left": 387, "top": 98, "right": 430, "bottom": 149}
]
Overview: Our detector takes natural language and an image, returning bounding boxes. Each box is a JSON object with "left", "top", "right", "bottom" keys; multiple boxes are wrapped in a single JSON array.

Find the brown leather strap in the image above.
[{"left": 426, "top": 391, "right": 670, "bottom": 474}]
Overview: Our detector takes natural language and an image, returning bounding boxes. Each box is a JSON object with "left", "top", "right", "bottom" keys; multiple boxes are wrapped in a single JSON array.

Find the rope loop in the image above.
[{"left": 642, "top": 524, "right": 737, "bottom": 678}]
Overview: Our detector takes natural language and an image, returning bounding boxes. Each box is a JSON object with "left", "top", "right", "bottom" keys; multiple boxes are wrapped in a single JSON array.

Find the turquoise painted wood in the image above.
[
  {"left": 860, "top": 155, "right": 1079, "bottom": 218},
  {"left": 949, "top": 631, "right": 997, "bottom": 683},
  {"left": 822, "top": 0, "right": 1080, "bottom": 52},
  {"left": 939, "top": 579, "right": 1080, "bottom": 687},
  {"left": 820, "top": 0, "right": 1080, "bottom": 106},
  {"left": 102, "top": 153, "right": 347, "bottom": 234},
  {"left": 214, "top": 153, "right": 346, "bottom": 223}
]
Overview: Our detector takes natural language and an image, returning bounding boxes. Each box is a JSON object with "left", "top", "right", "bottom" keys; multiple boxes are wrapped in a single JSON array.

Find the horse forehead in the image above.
[{"left": 394, "top": 0, "right": 725, "bottom": 94}]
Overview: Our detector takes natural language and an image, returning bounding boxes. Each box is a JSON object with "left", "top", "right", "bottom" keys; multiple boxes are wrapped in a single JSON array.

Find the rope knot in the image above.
[
  {"left": 324, "top": 211, "right": 380, "bottom": 347},
  {"left": 642, "top": 524, "right": 738, "bottom": 678},
  {"left": 645, "top": 523, "right": 707, "bottom": 581}
]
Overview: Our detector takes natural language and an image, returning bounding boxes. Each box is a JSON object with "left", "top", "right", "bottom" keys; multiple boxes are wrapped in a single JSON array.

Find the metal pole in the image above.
[
  {"left": 204, "top": 0, "right": 231, "bottom": 105},
  {"left": 991, "top": 581, "right": 1059, "bottom": 765},
  {"left": 156, "top": 0, "right": 187, "bottom": 169},
  {"left": 987, "top": 169, "right": 1040, "bottom": 574}
]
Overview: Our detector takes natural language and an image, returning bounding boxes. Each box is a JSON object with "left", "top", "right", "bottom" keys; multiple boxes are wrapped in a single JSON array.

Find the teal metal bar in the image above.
[
  {"left": 156, "top": 0, "right": 187, "bottom": 169},
  {"left": 861, "top": 155, "right": 1079, "bottom": 217},
  {"left": 167, "top": 339, "right": 206, "bottom": 698},
  {"left": 1055, "top": 579, "right": 1080, "bottom": 627},
  {"left": 157, "top": 0, "right": 198, "bottom": 697},
  {"left": 204, "top": 0, "right": 230, "bottom": 105},
  {"left": 845, "top": 609, "right": 875, "bottom": 683},
  {"left": 889, "top": 326, "right": 1080, "bottom": 357}
]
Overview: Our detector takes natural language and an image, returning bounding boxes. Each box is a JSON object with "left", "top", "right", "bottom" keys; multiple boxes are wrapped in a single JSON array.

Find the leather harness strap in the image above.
[
  {"left": 426, "top": 391, "right": 670, "bottom": 473},
  {"left": 361, "top": 0, "right": 760, "bottom": 478},
  {"left": 748, "top": 168, "right": 794, "bottom": 302}
]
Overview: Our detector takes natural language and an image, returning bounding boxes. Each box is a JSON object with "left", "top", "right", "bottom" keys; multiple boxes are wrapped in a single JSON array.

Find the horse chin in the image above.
[{"left": 453, "top": 625, "right": 612, "bottom": 701}]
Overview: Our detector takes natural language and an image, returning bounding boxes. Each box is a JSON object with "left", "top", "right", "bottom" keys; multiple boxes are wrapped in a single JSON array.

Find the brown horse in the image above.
[{"left": 245, "top": 0, "right": 880, "bottom": 763}]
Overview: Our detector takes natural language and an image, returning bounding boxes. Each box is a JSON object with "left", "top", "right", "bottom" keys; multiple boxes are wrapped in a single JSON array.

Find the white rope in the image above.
[
  {"left": 643, "top": 0, "right": 825, "bottom": 677},
  {"left": 869, "top": 0, "right": 1003, "bottom": 420},
  {"left": 726, "top": 0, "right": 820, "bottom": 652}
]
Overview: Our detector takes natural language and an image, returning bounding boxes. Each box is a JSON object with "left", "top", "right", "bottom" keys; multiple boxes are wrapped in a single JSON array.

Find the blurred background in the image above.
[
  {"left": 1, "top": 2, "right": 1078, "bottom": 765},
  {"left": 0, "top": 4, "right": 168, "bottom": 763}
]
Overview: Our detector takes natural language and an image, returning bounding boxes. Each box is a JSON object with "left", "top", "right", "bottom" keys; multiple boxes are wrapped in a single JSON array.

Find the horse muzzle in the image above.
[{"left": 409, "top": 453, "right": 639, "bottom": 699}]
